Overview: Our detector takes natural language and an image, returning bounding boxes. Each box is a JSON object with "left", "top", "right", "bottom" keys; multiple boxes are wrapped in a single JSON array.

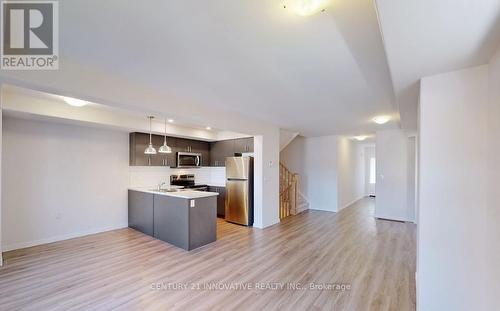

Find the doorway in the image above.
[{"left": 364, "top": 145, "right": 376, "bottom": 197}]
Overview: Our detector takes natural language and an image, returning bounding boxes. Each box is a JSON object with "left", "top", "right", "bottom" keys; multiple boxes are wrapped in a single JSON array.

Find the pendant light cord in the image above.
[
  {"left": 149, "top": 116, "right": 153, "bottom": 145},
  {"left": 164, "top": 118, "right": 167, "bottom": 144}
]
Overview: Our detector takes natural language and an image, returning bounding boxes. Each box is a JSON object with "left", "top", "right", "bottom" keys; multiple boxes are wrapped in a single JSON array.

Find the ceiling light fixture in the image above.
[
  {"left": 373, "top": 115, "right": 391, "bottom": 125},
  {"left": 354, "top": 136, "right": 368, "bottom": 141},
  {"left": 144, "top": 116, "right": 157, "bottom": 155},
  {"left": 283, "top": 0, "right": 331, "bottom": 16},
  {"left": 64, "top": 97, "right": 88, "bottom": 107},
  {"left": 158, "top": 118, "right": 172, "bottom": 154},
  {"left": 167, "top": 119, "right": 174, "bottom": 123},
  {"left": 206, "top": 126, "right": 212, "bottom": 130}
]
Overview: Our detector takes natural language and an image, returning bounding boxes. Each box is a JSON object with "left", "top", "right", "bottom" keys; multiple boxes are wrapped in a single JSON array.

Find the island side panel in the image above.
[
  {"left": 153, "top": 195, "right": 189, "bottom": 250},
  {"left": 128, "top": 190, "right": 154, "bottom": 236},
  {"left": 189, "top": 196, "right": 217, "bottom": 250}
]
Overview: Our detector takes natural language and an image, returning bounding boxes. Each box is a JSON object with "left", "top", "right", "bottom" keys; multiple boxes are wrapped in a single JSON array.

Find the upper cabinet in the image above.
[
  {"left": 130, "top": 132, "right": 167, "bottom": 166},
  {"left": 129, "top": 132, "right": 175, "bottom": 167},
  {"left": 209, "top": 137, "right": 254, "bottom": 167},
  {"left": 130, "top": 133, "right": 253, "bottom": 167},
  {"left": 209, "top": 140, "right": 233, "bottom": 167},
  {"left": 234, "top": 137, "right": 254, "bottom": 153},
  {"left": 173, "top": 138, "right": 210, "bottom": 166},
  {"left": 192, "top": 140, "right": 211, "bottom": 166}
]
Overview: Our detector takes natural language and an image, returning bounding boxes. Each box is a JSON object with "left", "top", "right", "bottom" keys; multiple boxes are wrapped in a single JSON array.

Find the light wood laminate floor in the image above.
[{"left": 0, "top": 198, "right": 416, "bottom": 311}]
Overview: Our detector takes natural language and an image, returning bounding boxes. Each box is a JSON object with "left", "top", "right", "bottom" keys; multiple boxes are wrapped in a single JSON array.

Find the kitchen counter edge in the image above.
[{"left": 129, "top": 188, "right": 219, "bottom": 199}]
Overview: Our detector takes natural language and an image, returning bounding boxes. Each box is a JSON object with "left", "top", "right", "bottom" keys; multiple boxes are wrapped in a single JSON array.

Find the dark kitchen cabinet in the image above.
[
  {"left": 130, "top": 132, "right": 253, "bottom": 168},
  {"left": 192, "top": 141, "right": 210, "bottom": 167},
  {"left": 209, "top": 186, "right": 226, "bottom": 217},
  {"left": 234, "top": 137, "right": 254, "bottom": 153},
  {"left": 153, "top": 194, "right": 217, "bottom": 251},
  {"left": 151, "top": 134, "right": 166, "bottom": 166},
  {"left": 174, "top": 138, "right": 202, "bottom": 153},
  {"left": 209, "top": 137, "right": 253, "bottom": 167},
  {"left": 173, "top": 138, "right": 210, "bottom": 167},
  {"left": 128, "top": 190, "right": 154, "bottom": 236},
  {"left": 174, "top": 137, "right": 192, "bottom": 153},
  {"left": 129, "top": 190, "right": 217, "bottom": 251},
  {"left": 210, "top": 139, "right": 235, "bottom": 167},
  {"left": 163, "top": 136, "right": 177, "bottom": 167},
  {"left": 130, "top": 132, "right": 153, "bottom": 166},
  {"left": 209, "top": 141, "right": 226, "bottom": 167},
  {"left": 130, "top": 132, "right": 175, "bottom": 167}
]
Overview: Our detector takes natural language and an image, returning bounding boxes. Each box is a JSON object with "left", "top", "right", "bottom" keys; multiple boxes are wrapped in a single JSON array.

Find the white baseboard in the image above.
[
  {"left": 309, "top": 206, "right": 337, "bottom": 213},
  {"left": 339, "top": 196, "right": 366, "bottom": 211},
  {"left": 296, "top": 204, "right": 309, "bottom": 213},
  {"left": 374, "top": 213, "right": 409, "bottom": 222},
  {"left": 3, "top": 223, "right": 128, "bottom": 252}
]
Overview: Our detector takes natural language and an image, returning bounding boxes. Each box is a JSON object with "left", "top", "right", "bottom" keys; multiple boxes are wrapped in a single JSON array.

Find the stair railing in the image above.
[{"left": 280, "top": 162, "right": 298, "bottom": 219}]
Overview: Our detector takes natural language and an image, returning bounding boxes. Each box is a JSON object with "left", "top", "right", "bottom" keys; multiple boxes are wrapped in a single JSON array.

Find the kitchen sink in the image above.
[{"left": 150, "top": 188, "right": 181, "bottom": 193}]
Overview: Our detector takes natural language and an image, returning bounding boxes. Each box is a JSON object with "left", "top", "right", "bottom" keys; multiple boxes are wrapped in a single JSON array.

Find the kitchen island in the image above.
[{"left": 128, "top": 188, "right": 218, "bottom": 250}]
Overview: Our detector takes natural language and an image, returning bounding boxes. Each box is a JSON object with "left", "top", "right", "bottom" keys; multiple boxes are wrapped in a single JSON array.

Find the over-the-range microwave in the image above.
[{"left": 177, "top": 152, "right": 202, "bottom": 168}]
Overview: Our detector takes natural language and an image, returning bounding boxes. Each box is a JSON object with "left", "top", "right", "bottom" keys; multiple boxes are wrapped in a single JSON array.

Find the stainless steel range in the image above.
[{"left": 170, "top": 174, "right": 208, "bottom": 191}]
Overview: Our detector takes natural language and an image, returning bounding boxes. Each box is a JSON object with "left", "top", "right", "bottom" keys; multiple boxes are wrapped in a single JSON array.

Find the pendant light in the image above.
[
  {"left": 158, "top": 118, "right": 172, "bottom": 154},
  {"left": 144, "top": 116, "right": 157, "bottom": 155}
]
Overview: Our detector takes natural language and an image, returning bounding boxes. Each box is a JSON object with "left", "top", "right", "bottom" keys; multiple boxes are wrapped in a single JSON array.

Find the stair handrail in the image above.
[{"left": 279, "top": 162, "right": 299, "bottom": 218}]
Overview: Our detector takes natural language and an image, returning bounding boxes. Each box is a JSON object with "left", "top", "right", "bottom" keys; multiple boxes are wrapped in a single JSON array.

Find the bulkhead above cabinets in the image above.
[{"left": 129, "top": 132, "right": 253, "bottom": 167}]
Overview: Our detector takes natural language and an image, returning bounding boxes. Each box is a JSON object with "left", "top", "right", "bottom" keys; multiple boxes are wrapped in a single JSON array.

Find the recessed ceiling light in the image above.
[
  {"left": 373, "top": 115, "right": 391, "bottom": 125},
  {"left": 354, "top": 136, "right": 367, "bottom": 141},
  {"left": 206, "top": 126, "right": 212, "bottom": 130},
  {"left": 283, "top": 0, "right": 331, "bottom": 16},
  {"left": 64, "top": 97, "right": 88, "bottom": 107},
  {"left": 167, "top": 119, "right": 174, "bottom": 123}
]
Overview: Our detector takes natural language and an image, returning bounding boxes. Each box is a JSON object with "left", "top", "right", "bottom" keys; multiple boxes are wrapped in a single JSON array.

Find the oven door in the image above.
[{"left": 177, "top": 152, "right": 202, "bottom": 168}]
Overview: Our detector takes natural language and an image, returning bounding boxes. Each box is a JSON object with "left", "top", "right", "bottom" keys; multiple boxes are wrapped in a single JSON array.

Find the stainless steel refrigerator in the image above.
[{"left": 225, "top": 157, "right": 254, "bottom": 226}]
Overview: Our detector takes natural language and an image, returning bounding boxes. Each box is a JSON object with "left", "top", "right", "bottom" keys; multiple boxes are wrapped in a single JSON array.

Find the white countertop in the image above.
[
  {"left": 129, "top": 187, "right": 219, "bottom": 199},
  {"left": 208, "top": 184, "right": 226, "bottom": 187}
]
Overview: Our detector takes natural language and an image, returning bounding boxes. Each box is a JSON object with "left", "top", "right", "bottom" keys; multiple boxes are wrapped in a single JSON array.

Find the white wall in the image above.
[
  {"left": 280, "top": 135, "right": 365, "bottom": 212},
  {"left": 304, "top": 136, "right": 338, "bottom": 212},
  {"left": 279, "top": 128, "right": 299, "bottom": 151},
  {"left": 418, "top": 65, "right": 489, "bottom": 311},
  {"left": 254, "top": 131, "right": 280, "bottom": 228},
  {"left": 280, "top": 135, "right": 338, "bottom": 211},
  {"left": 407, "top": 136, "right": 417, "bottom": 222},
  {"left": 375, "top": 129, "right": 409, "bottom": 221},
  {"left": 2, "top": 117, "right": 130, "bottom": 251},
  {"left": 488, "top": 49, "right": 500, "bottom": 310},
  {"left": 337, "top": 137, "right": 365, "bottom": 210}
]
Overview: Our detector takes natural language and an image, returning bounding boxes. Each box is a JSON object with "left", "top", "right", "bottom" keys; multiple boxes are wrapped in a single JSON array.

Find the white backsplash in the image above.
[
  {"left": 129, "top": 166, "right": 226, "bottom": 188},
  {"left": 209, "top": 167, "right": 226, "bottom": 186}
]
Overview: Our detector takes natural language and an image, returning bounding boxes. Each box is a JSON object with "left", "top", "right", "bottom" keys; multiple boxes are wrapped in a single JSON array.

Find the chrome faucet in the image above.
[{"left": 157, "top": 182, "right": 166, "bottom": 191}]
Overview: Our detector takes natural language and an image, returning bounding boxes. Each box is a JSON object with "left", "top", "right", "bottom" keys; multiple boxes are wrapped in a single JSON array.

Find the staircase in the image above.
[
  {"left": 280, "top": 162, "right": 308, "bottom": 219},
  {"left": 296, "top": 192, "right": 310, "bottom": 213}
]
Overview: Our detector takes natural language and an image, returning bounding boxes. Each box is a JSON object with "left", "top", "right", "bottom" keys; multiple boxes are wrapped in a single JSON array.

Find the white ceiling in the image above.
[
  {"left": 1, "top": 1, "right": 499, "bottom": 136},
  {"left": 1, "top": 0, "right": 398, "bottom": 137},
  {"left": 376, "top": 0, "right": 500, "bottom": 129}
]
